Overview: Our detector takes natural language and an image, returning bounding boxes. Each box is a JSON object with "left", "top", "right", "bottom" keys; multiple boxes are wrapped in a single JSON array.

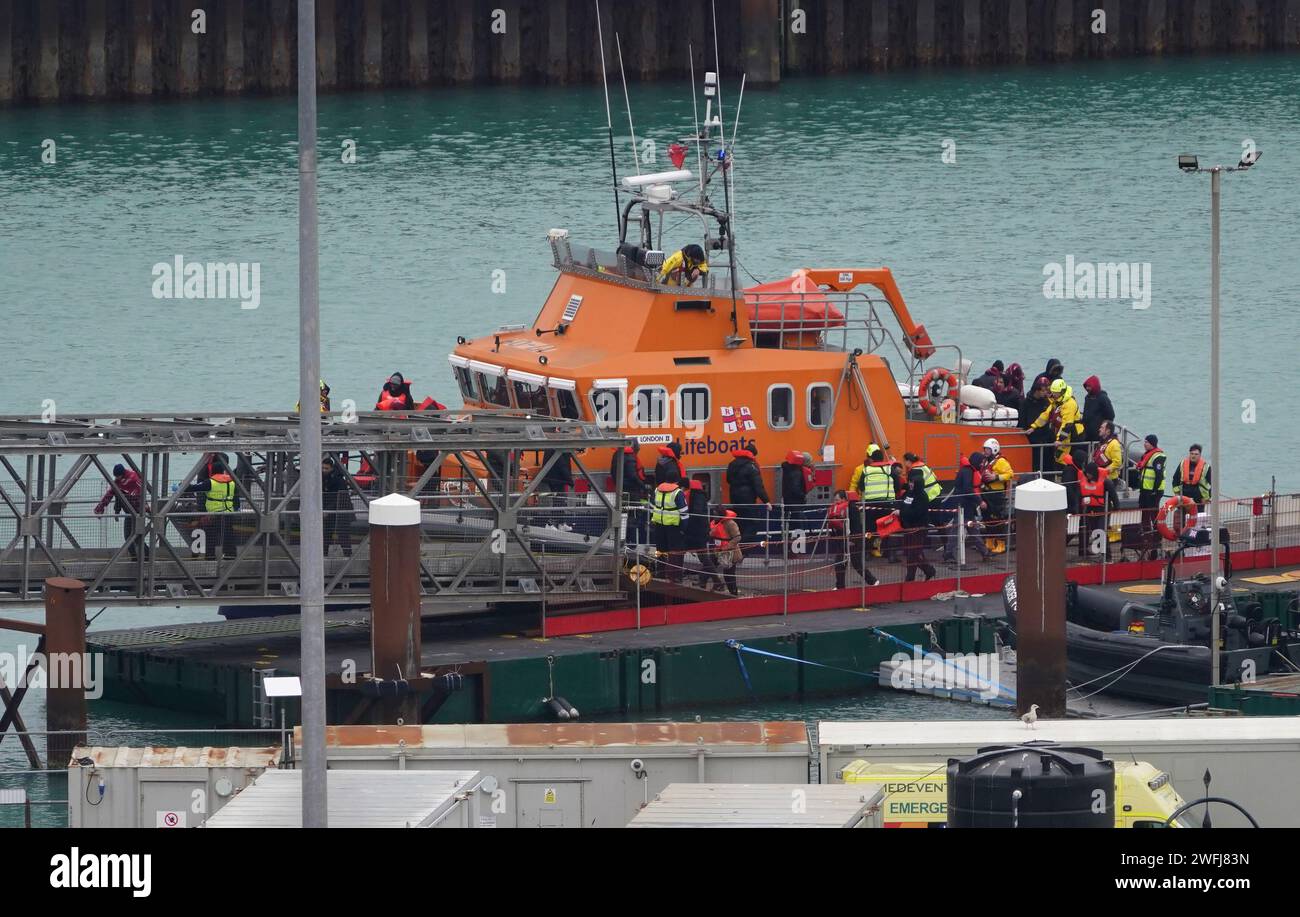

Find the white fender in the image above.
[{"left": 959, "top": 385, "right": 996, "bottom": 410}]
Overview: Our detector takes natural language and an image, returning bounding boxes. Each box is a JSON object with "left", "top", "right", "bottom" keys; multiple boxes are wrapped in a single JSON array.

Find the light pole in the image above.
[
  {"left": 297, "top": 0, "right": 327, "bottom": 827},
  {"left": 1177, "top": 148, "right": 1261, "bottom": 687}
]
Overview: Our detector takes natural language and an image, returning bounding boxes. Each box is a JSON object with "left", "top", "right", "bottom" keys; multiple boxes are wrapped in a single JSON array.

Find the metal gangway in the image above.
[{"left": 0, "top": 411, "right": 630, "bottom": 608}]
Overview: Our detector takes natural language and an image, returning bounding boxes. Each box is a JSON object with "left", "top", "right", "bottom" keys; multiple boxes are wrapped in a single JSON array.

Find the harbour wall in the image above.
[{"left": 2, "top": 0, "right": 1299, "bottom": 104}]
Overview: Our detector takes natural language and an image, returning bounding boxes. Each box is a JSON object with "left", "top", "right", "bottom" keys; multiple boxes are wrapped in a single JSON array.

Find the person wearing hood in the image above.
[
  {"left": 683, "top": 480, "right": 713, "bottom": 586},
  {"left": 321, "top": 456, "right": 354, "bottom": 557},
  {"left": 1028, "top": 378, "right": 1083, "bottom": 469},
  {"left": 1081, "top": 376, "right": 1115, "bottom": 443},
  {"left": 1019, "top": 374, "right": 1053, "bottom": 472},
  {"left": 1062, "top": 452, "right": 1112, "bottom": 561},
  {"left": 654, "top": 441, "right": 685, "bottom": 486},
  {"left": 942, "top": 452, "right": 992, "bottom": 564},
  {"left": 726, "top": 443, "right": 770, "bottom": 541},
  {"left": 780, "top": 449, "right": 810, "bottom": 506},
  {"left": 997, "top": 363, "right": 1025, "bottom": 410},
  {"left": 94, "top": 463, "right": 145, "bottom": 561},
  {"left": 702, "top": 508, "right": 742, "bottom": 595},
  {"left": 972, "top": 361, "right": 1006, "bottom": 396},
  {"left": 610, "top": 445, "right": 648, "bottom": 544},
  {"left": 1044, "top": 358, "right": 1065, "bottom": 382},
  {"left": 895, "top": 466, "right": 937, "bottom": 582},
  {"left": 376, "top": 372, "right": 417, "bottom": 411}
]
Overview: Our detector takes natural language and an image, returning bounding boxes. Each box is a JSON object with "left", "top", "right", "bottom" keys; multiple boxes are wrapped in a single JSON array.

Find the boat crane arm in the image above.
[{"left": 795, "top": 268, "right": 937, "bottom": 360}]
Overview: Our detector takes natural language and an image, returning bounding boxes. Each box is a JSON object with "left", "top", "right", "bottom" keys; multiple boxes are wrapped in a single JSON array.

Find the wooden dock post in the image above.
[
  {"left": 1013, "top": 479, "right": 1068, "bottom": 720},
  {"left": 44, "top": 577, "right": 88, "bottom": 769},
  {"left": 368, "top": 494, "right": 423, "bottom": 724}
]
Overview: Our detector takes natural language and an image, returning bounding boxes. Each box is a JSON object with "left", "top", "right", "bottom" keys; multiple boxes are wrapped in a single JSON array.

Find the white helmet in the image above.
[{"left": 983, "top": 438, "right": 1000, "bottom": 454}]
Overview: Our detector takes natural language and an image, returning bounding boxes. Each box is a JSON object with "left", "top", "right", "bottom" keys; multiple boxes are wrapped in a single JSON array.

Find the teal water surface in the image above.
[{"left": 1, "top": 54, "right": 1298, "bottom": 768}]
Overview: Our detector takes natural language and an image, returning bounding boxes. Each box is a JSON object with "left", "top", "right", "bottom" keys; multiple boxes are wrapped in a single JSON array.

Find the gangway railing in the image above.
[{"left": 0, "top": 412, "right": 630, "bottom": 608}]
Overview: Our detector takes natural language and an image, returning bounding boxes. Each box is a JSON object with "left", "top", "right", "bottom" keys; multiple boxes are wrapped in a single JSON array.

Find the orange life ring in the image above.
[
  {"left": 917, "top": 368, "right": 959, "bottom": 417},
  {"left": 1157, "top": 495, "right": 1199, "bottom": 541}
]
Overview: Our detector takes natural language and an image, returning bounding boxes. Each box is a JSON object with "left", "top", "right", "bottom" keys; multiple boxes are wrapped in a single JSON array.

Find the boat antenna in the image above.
[
  {"left": 727, "top": 72, "right": 746, "bottom": 225},
  {"left": 688, "top": 44, "right": 705, "bottom": 204},
  {"left": 711, "top": 0, "right": 742, "bottom": 343},
  {"left": 594, "top": 1, "right": 620, "bottom": 236},
  {"left": 615, "top": 33, "right": 641, "bottom": 175}
]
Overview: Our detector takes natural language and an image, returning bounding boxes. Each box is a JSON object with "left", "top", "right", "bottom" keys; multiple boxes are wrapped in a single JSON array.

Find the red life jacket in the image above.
[
  {"left": 1136, "top": 447, "right": 1161, "bottom": 471},
  {"left": 828, "top": 498, "right": 848, "bottom": 533},
  {"left": 1079, "top": 471, "right": 1108, "bottom": 508},
  {"left": 1181, "top": 457, "right": 1205, "bottom": 485}
]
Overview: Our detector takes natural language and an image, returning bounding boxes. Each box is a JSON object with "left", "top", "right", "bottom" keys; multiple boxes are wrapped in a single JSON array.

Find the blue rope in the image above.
[
  {"left": 724, "top": 639, "right": 877, "bottom": 679},
  {"left": 730, "top": 641, "right": 755, "bottom": 693}
]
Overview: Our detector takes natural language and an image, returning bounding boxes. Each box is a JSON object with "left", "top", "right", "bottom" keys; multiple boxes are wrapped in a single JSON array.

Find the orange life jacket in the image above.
[
  {"left": 1079, "top": 471, "right": 1108, "bottom": 508},
  {"left": 1181, "top": 457, "right": 1205, "bottom": 486}
]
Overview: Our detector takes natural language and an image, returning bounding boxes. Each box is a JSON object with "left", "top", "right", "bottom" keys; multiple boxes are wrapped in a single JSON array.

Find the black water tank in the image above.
[{"left": 947, "top": 742, "right": 1114, "bottom": 828}]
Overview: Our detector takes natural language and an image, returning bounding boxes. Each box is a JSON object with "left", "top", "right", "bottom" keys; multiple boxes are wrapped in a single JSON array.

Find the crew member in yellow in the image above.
[
  {"left": 650, "top": 480, "right": 690, "bottom": 582},
  {"left": 1028, "top": 378, "right": 1083, "bottom": 467},
  {"left": 658, "top": 243, "right": 709, "bottom": 287},
  {"left": 184, "top": 457, "right": 240, "bottom": 560},
  {"left": 295, "top": 379, "right": 331, "bottom": 413},
  {"left": 980, "top": 438, "right": 1013, "bottom": 554},
  {"left": 851, "top": 445, "right": 897, "bottom": 556}
]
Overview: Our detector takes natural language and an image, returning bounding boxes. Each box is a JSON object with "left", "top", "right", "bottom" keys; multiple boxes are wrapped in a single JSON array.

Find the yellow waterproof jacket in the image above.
[
  {"left": 1031, "top": 393, "right": 1082, "bottom": 440},
  {"left": 986, "top": 456, "right": 1013, "bottom": 491},
  {"left": 658, "top": 249, "right": 709, "bottom": 286}
]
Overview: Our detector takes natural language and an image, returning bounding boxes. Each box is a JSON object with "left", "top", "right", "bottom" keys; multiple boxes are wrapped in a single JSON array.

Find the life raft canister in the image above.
[
  {"left": 918, "top": 367, "right": 960, "bottom": 418},
  {"left": 1157, "top": 495, "right": 1199, "bottom": 541}
]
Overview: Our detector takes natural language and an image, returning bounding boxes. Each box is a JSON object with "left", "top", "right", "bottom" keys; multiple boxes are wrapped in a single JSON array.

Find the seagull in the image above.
[{"left": 1021, "top": 704, "right": 1039, "bottom": 730}]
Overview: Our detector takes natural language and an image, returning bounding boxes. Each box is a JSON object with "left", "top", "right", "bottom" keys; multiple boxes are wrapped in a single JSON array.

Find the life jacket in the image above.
[
  {"left": 205, "top": 474, "right": 235, "bottom": 513},
  {"left": 828, "top": 498, "right": 848, "bottom": 533},
  {"left": 915, "top": 463, "right": 941, "bottom": 502},
  {"left": 1181, "top": 457, "right": 1211, "bottom": 501},
  {"left": 650, "top": 483, "right": 685, "bottom": 526},
  {"left": 1137, "top": 448, "right": 1165, "bottom": 492},
  {"left": 1079, "top": 471, "right": 1108, "bottom": 508},
  {"left": 985, "top": 455, "right": 1012, "bottom": 492}
]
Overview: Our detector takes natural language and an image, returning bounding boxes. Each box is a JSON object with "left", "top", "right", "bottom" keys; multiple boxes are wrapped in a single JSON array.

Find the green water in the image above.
[{"left": 1, "top": 54, "right": 1298, "bottom": 765}]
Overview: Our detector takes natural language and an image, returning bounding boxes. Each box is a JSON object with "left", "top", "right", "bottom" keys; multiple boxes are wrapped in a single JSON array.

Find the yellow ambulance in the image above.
[{"left": 838, "top": 759, "right": 1192, "bottom": 828}]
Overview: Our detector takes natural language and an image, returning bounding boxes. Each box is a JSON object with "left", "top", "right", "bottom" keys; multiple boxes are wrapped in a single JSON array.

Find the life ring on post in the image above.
[
  {"left": 1157, "top": 495, "right": 1199, "bottom": 541},
  {"left": 917, "top": 367, "right": 959, "bottom": 417}
]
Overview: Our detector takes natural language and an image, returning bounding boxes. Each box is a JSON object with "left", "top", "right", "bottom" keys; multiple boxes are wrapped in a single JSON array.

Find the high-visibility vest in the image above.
[
  {"left": 1079, "top": 473, "right": 1107, "bottom": 509},
  {"left": 861, "top": 464, "right": 894, "bottom": 502},
  {"left": 205, "top": 475, "right": 235, "bottom": 513},
  {"left": 650, "top": 485, "right": 684, "bottom": 526},
  {"left": 1181, "top": 457, "right": 1211, "bottom": 501},
  {"left": 916, "top": 464, "right": 941, "bottom": 501},
  {"left": 1138, "top": 450, "right": 1165, "bottom": 492}
]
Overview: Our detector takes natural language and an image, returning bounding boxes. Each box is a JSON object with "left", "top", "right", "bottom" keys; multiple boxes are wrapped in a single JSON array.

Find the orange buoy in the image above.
[
  {"left": 1157, "top": 495, "right": 1199, "bottom": 541},
  {"left": 917, "top": 367, "right": 959, "bottom": 417}
]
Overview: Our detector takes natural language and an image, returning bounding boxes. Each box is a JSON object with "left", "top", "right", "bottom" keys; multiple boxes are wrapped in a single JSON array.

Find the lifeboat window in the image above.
[
  {"left": 633, "top": 386, "right": 668, "bottom": 427},
  {"left": 768, "top": 384, "right": 794, "bottom": 430},
  {"left": 808, "top": 384, "right": 834, "bottom": 428},
  {"left": 475, "top": 372, "right": 511, "bottom": 408},
  {"left": 512, "top": 379, "right": 551, "bottom": 416},
  {"left": 678, "top": 385, "right": 710, "bottom": 424},
  {"left": 453, "top": 366, "right": 476, "bottom": 402},
  {"left": 591, "top": 386, "right": 626, "bottom": 429},
  {"left": 553, "top": 389, "right": 581, "bottom": 420}
]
